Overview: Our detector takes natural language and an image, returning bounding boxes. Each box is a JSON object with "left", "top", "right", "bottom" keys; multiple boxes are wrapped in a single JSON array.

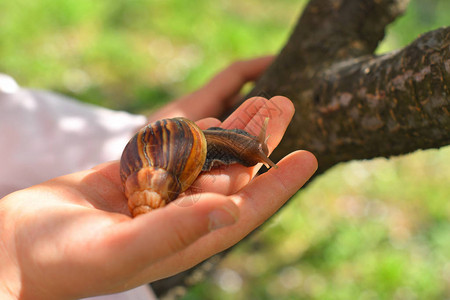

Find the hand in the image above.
[
  {"left": 0, "top": 96, "right": 317, "bottom": 299},
  {"left": 147, "top": 56, "right": 274, "bottom": 122}
]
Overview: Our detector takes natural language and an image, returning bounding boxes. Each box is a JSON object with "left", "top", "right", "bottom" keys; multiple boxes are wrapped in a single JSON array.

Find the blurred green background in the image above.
[{"left": 1, "top": 0, "right": 449, "bottom": 299}]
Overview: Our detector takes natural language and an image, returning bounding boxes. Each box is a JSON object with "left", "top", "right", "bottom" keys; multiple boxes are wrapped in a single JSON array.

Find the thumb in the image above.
[{"left": 101, "top": 194, "right": 239, "bottom": 270}]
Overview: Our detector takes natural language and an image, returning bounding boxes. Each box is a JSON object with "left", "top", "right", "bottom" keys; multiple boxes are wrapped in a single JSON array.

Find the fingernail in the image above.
[{"left": 208, "top": 207, "right": 238, "bottom": 231}]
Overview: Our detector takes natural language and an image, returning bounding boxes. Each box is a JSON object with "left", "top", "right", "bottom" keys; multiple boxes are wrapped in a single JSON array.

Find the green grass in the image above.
[{"left": 1, "top": 0, "right": 449, "bottom": 299}]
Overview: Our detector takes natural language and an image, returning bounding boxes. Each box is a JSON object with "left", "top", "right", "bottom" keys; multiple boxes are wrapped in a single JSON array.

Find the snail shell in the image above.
[
  {"left": 120, "top": 118, "right": 206, "bottom": 217},
  {"left": 120, "top": 117, "right": 276, "bottom": 217}
]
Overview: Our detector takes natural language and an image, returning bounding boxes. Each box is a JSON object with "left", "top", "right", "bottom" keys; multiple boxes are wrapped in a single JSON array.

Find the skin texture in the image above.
[{"left": 0, "top": 58, "right": 317, "bottom": 299}]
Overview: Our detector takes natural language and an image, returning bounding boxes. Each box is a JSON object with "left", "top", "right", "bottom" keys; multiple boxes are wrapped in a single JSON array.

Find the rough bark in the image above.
[
  {"left": 256, "top": 26, "right": 450, "bottom": 174},
  {"left": 151, "top": 0, "right": 450, "bottom": 297}
]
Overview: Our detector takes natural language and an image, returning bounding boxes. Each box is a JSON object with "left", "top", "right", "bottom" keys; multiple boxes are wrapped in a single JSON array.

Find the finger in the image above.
[
  {"left": 221, "top": 96, "right": 295, "bottom": 154},
  {"left": 148, "top": 56, "right": 274, "bottom": 122},
  {"left": 96, "top": 194, "right": 239, "bottom": 280},
  {"left": 141, "top": 150, "right": 318, "bottom": 279},
  {"left": 221, "top": 96, "right": 268, "bottom": 129},
  {"left": 233, "top": 150, "right": 317, "bottom": 222},
  {"left": 226, "top": 56, "right": 274, "bottom": 81},
  {"left": 221, "top": 95, "right": 294, "bottom": 148},
  {"left": 243, "top": 96, "right": 294, "bottom": 152},
  {"left": 202, "top": 56, "right": 274, "bottom": 100},
  {"left": 195, "top": 117, "right": 221, "bottom": 130},
  {"left": 196, "top": 56, "right": 274, "bottom": 115},
  {"left": 191, "top": 96, "right": 295, "bottom": 195}
]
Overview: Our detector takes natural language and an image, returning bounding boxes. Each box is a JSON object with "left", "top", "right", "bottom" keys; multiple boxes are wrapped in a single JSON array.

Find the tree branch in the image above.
[
  {"left": 151, "top": 1, "right": 449, "bottom": 298},
  {"left": 257, "top": 26, "right": 450, "bottom": 173},
  {"left": 281, "top": 0, "right": 409, "bottom": 64},
  {"left": 249, "top": 0, "right": 410, "bottom": 100}
]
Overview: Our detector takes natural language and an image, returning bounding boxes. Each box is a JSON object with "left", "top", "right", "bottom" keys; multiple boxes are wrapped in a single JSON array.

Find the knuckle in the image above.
[{"left": 166, "top": 221, "right": 197, "bottom": 253}]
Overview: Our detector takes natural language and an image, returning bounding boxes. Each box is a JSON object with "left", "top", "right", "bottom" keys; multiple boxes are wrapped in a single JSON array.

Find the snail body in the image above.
[
  {"left": 202, "top": 124, "right": 276, "bottom": 171},
  {"left": 120, "top": 117, "right": 276, "bottom": 217}
]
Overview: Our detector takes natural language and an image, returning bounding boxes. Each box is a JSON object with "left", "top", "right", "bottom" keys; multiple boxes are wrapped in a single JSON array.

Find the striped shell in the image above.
[{"left": 120, "top": 118, "right": 207, "bottom": 217}]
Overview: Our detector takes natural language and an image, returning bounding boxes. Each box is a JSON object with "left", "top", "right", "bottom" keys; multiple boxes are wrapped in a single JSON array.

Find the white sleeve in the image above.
[{"left": 0, "top": 74, "right": 147, "bottom": 197}]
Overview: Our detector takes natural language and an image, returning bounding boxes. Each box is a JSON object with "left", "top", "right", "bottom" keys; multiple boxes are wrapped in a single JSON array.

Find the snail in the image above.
[{"left": 119, "top": 117, "right": 277, "bottom": 217}]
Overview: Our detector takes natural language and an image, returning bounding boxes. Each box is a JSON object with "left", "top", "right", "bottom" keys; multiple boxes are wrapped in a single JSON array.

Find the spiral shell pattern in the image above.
[{"left": 120, "top": 118, "right": 207, "bottom": 217}]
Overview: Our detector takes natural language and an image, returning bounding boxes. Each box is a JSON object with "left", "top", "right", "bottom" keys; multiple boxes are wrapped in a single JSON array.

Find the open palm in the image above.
[{"left": 0, "top": 96, "right": 317, "bottom": 299}]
